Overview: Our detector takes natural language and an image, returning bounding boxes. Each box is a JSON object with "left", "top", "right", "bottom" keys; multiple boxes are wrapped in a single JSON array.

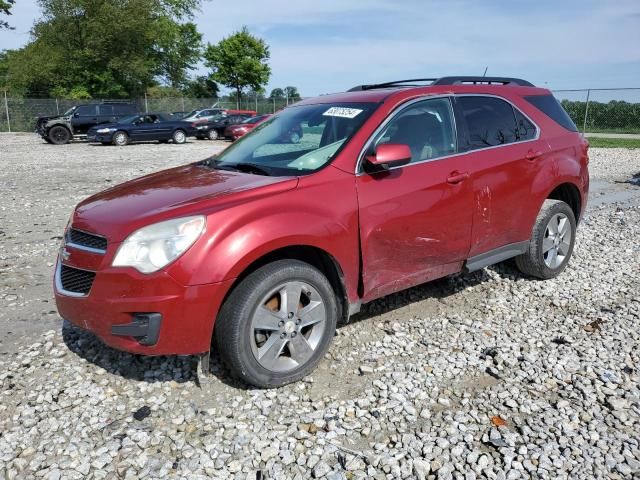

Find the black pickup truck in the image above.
[{"left": 36, "top": 102, "right": 139, "bottom": 144}]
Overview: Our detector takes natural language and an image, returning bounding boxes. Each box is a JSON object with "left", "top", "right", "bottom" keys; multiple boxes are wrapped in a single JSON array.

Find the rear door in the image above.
[
  {"left": 152, "top": 115, "right": 174, "bottom": 140},
  {"left": 356, "top": 96, "right": 475, "bottom": 301},
  {"left": 97, "top": 104, "right": 116, "bottom": 125},
  {"left": 454, "top": 95, "right": 548, "bottom": 256}
]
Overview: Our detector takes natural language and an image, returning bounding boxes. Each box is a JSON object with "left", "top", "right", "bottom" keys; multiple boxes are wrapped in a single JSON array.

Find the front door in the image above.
[
  {"left": 71, "top": 105, "right": 98, "bottom": 134},
  {"left": 356, "top": 97, "right": 474, "bottom": 301}
]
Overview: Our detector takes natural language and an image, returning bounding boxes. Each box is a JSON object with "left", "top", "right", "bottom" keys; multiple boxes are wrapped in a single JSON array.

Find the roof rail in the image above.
[
  {"left": 348, "top": 78, "right": 437, "bottom": 91},
  {"left": 347, "top": 76, "right": 534, "bottom": 91},
  {"left": 432, "top": 76, "right": 534, "bottom": 87}
]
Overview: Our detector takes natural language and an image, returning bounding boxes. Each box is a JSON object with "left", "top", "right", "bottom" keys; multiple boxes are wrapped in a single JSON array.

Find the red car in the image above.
[
  {"left": 224, "top": 115, "right": 271, "bottom": 140},
  {"left": 55, "top": 76, "right": 589, "bottom": 388}
]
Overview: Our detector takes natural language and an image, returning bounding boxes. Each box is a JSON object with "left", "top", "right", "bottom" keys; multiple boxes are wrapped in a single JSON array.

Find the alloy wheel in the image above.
[
  {"left": 174, "top": 131, "right": 186, "bottom": 143},
  {"left": 542, "top": 212, "right": 572, "bottom": 269},
  {"left": 250, "top": 281, "right": 327, "bottom": 373},
  {"left": 114, "top": 132, "right": 127, "bottom": 146}
]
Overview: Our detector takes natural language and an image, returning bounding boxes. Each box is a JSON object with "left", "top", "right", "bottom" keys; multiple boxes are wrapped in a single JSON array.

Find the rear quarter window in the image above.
[{"left": 524, "top": 94, "right": 578, "bottom": 132}]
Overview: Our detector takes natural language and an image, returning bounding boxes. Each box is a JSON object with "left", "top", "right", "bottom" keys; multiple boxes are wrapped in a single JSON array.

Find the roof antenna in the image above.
[{"left": 482, "top": 66, "right": 488, "bottom": 77}]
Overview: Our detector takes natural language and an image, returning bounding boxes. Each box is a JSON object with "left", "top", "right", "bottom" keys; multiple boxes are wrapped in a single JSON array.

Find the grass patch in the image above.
[{"left": 587, "top": 137, "right": 640, "bottom": 149}]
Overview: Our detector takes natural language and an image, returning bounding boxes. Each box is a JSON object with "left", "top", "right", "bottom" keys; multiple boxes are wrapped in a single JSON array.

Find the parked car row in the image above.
[{"left": 34, "top": 102, "right": 267, "bottom": 146}]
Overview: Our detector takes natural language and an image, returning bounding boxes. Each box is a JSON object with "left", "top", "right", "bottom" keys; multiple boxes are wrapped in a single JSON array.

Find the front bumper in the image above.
[
  {"left": 87, "top": 133, "right": 114, "bottom": 143},
  {"left": 54, "top": 252, "right": 234, "bottom": 355}
]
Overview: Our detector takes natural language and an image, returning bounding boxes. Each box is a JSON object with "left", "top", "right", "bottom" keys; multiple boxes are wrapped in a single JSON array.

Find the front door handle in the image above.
[
  {"left": 525, "top": 150, "right": 542, "bottom": 161},
  {"left": 447, "top": 171, "right": 469, "bottom": 184}
]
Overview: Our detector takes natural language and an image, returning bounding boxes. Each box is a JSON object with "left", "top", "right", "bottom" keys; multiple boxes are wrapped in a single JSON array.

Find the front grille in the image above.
[
  {"left": 67, "top": 228, "right": 107, "bottom": 252},
  {"left": 59, "top": 265, "right": 96, "bottom": 295}
]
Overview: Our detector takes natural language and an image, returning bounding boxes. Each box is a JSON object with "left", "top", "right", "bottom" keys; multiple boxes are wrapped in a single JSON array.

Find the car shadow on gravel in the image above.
[
  {"left": 61, "top": 321, "right": 248, "bottom": 389},
  {"left": 346, "top": 260, "right": 525, "bottom": 325}
]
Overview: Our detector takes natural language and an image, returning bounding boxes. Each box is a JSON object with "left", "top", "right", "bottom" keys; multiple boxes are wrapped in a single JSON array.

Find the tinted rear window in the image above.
[
  {"left": 524, "top": 95, "right": 578, "bottom": 132},
  {"left": 458, "top": 96, "right": 518, "bottom": 149},
  {"left": 75, "top": 105, "right": 95, "bottom": 116},
  {"left": 98, "top": 105, "right": 113, "bottom": 115},
  {"left": 113, "top": 104, "right": 136, "bottom": 115}
]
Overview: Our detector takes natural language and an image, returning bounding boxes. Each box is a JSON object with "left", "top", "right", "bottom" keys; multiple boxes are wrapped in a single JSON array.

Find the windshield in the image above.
[
  {"left": 208, "top": 102, "right": 377, "bottom": 176},
  {"left": 62, "top": 107, "right": 76, "bottom": 116}
]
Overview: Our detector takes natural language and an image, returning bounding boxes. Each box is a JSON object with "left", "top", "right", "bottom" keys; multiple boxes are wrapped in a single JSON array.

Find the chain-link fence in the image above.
[
  {"left": 552, "top": 88, "right": 640, "bottom": 134},
  {"left": 0, "top": 96, "right": 298, "bottom": 133},
  {"left": 1, "top": 89, "right": 639, "bottom": 134}
]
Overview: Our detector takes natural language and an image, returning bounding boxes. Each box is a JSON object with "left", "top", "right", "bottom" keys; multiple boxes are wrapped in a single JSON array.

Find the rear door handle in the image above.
[
  {"left": 447, "top": 171, "right": 469, "bottom": 184},
  {"left": 525, "top": 150, "right": 543, "bottom": 161}
]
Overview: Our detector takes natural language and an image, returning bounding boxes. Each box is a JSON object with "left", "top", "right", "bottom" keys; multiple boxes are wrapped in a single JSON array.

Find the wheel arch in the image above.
[
  {"left": 218, "top": 244, "right": 351, "bottom": 325},
  {"left": 47, "top": 123, "right": 72, "bottom": 135},
  {"left": 546, "top": 182, "right": 582, "bottom": 222}
]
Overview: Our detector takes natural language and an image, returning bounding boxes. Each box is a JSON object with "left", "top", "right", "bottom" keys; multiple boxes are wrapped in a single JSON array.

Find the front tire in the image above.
[
  {"left": 48, "top": 126, "right": 71, "bottom": 145},
  {"left": 516, "top": 199, "right": 576, "bottom": 279},
  {"left": 112, "top": 131, "right": 129, "bottom": 146},
  {"left": 214, "top": 260, "right": 338, "bottom": 388}
]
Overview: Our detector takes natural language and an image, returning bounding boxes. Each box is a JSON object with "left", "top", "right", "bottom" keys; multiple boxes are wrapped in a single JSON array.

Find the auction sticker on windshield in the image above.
[{"left": 322, "top": 107, "right": 363, "bottom": 119}]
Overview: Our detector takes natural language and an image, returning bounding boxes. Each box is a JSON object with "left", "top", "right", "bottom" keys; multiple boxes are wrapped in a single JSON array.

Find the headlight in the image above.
[
  {"left": 112, "top": 216, "right": 205, "bottom": 273},
  {"left": 96, "top": 127, "right": 116, "bottom": 133}
]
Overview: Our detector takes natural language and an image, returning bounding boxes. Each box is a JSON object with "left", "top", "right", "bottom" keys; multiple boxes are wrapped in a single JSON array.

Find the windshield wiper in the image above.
[{"left": 207, "top": 159, "right": 271, "bottom": 176}]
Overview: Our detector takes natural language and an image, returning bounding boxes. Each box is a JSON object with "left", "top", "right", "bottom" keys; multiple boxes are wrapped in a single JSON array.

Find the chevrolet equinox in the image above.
[{"left": 54, "top": 76, "right": 589, "bottom": 387}]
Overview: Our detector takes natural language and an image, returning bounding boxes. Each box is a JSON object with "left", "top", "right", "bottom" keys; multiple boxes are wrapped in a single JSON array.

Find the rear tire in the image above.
[
  {"left": 207, "top": 129, "right": 218, "bottom": 141},
  {"left": 515, "top": 199, "right": 576, "bottom": 279},
  {"left": 214, "top": 260, "right": 338, "bottom": 388},
  {"left": 48, "top": 126, "right": 71, "bottom": 145},
  {"left": 172, "top": 129, "right": 187, "bottom": 144},
  {"left": 112, "top": 131, "right": 128, "bottom": 146}
]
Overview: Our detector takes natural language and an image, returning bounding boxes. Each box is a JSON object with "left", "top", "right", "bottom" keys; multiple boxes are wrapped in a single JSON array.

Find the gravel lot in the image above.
[{"left": 1, "top": 134, "right": 639, "bottom": 479}]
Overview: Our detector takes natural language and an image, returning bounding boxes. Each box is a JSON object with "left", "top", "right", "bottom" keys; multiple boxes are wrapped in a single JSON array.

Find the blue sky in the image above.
[{"left": 1, "top": 0, "right": 639, "bottom": 96}]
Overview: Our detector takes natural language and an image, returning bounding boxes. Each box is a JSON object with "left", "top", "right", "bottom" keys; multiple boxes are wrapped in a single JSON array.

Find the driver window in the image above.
[{"left": 374, "top": 97, "right": 456, "bottom": 163}]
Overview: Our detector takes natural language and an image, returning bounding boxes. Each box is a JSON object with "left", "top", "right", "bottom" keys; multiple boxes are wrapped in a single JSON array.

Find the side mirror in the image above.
[
  {"left": 365, "top": 143, "right": 412, "bottom": 172},
  {"left": 73, "top": 112, "right": 80, "bottom": 117}
]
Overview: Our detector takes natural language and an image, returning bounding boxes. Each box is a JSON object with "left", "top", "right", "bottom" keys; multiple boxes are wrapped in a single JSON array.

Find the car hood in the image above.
[
  {"left": 41, "top": 115, "right": 70, "bottom": 124},
  {"left": 72, "top": 163, "right": 298, "bottom": 242},
  {"left": 88, "top": 123, "right": 120, "bottom": 132}
]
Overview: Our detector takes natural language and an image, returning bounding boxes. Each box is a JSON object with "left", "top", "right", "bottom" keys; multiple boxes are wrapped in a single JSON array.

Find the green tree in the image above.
[
  {"left": 269, "top": 87, "right": 284, "bottom": 100},
  {"left": 2, "top": 0, "right": 203, "bottom": 97},
  {"left": 204, "top": 26, "right": 270, "bottom": 108},
  {"left": 284, "top": 86, "right": 301, "bottom": 102},
  {"left": 182, "top": 75, "right": 219, "bottom": 98},
  {"left": 0, "top": 0, "right": 14, "bottom": 30}
]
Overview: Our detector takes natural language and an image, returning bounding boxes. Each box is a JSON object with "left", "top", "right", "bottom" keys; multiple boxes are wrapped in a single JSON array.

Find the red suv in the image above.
[{"left": 55, "top": 76, "right": 589, "bottom": 387}]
